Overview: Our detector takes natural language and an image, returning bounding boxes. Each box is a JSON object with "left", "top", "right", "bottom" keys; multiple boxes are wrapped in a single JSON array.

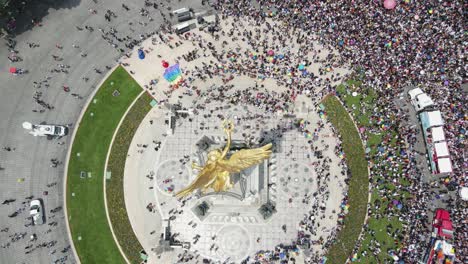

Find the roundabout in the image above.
[{"left": 1, "top": 1, "right": 463, "bottom": 264}]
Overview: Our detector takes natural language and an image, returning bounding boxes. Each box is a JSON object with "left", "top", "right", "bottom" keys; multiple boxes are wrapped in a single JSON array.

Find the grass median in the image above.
[
  {"left": 66, "top": 66, "right": 142, "bottom": 264},
  {"left": 322, "top": 95, "right": 369, "bottom": 263},
  {"left": 326, "top": 80, "right": 408, "bottom": 263},
  {"left": 106, "top": 93, "right": 153, "bottom": 264},
  {"left": 337, "top": 82, "right": 408, "bottom": 263}
]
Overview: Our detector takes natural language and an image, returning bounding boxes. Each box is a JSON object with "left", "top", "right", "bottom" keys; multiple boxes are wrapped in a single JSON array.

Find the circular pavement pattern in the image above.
[
  {"left": 155, "top": 159, "right": 191, "bottom": 195},
  {"left": 216, "top": 224, "right": 251, "bottom": 261},
  {"left": 279, "top": 162, "right": 315, "bottom": 197}
]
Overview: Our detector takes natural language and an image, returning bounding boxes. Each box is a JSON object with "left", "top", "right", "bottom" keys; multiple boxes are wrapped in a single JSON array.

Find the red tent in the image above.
[{"left": 433, "top": 209, "right": 453, "bottom": 239}]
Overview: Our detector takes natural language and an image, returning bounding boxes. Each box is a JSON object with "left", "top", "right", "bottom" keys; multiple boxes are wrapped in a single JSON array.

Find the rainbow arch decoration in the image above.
[{"left": 163, "top": 63, "right": 183, "bottom": 85}]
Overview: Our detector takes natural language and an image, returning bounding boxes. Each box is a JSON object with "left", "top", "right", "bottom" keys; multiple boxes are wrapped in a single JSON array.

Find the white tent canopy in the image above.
[
  {"left": 434, "top": 142, "right": 450, "bottom": 157},
  {"left": 437, "top": 158, "right": 452, "bottom": 174},
  {"left": 426, "top": 111, "right": 444, "bottom": 127},
  {"left": 431, "top": 126, "right": 446, "bottom": 142},
  {"left": 420, "top": 110, "right": 444, "bottom": 129}
]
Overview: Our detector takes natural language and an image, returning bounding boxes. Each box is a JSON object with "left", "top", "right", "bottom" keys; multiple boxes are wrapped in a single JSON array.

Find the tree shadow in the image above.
[{"left": 3, "top": 0, "right": 81, "bottom": 36}]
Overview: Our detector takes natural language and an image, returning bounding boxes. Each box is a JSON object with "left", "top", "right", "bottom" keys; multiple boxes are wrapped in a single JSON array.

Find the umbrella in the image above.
[
  {"left": 9, "top": 67, "right": 17, "bottom": 73},
  {"left": 162, "top": 60, "right": 169, "bottom": 68},
  {"left": 460, "top": 187, "right": 468, "bottom": 201},
  {"left": 267, "top": 50, "right": 274, "bottom": 56},
  {"left": 298, "top": 64, "right": 305, "bottom": 71}
]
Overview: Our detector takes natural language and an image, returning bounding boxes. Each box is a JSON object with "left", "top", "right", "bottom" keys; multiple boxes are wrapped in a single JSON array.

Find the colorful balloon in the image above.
[{"left": 384, "top": 0, "right": 397, "bottom": 10}]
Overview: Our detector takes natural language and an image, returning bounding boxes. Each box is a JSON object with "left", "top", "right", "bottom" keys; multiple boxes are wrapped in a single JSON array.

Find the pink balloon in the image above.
[{"left": 384, "top": 0, "right": 397, "bottom": 9}]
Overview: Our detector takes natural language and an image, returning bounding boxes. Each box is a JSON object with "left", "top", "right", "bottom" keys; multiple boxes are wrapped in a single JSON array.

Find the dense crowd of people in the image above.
[
  {"left": 207, "top": 0, "right": 466, "bottom": 262},
  {"left": 148, "top": 0, "right": 465, "bottom": 262}
]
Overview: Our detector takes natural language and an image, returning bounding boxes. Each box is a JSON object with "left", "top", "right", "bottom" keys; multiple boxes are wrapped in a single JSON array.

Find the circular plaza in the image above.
[
  {"left": 123, "top": 83, "right": 348, "bottom": 262},
  {"left": 115, "top": 13, "right": 353, "bottom": 263}
]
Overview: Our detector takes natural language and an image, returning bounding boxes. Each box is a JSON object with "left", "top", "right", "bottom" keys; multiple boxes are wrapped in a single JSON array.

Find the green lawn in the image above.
[
  {"left": 107, "top": 93, "right": 153, "bottom": 264},
  {"left": 323, "top": 95, "right": 369, "bottom": 263},
  {"left": 66, "top": 66, "right": 143, "bottom": 264},
  {"left": 332, "top": 79, "right": 408, "bottom": 262}
]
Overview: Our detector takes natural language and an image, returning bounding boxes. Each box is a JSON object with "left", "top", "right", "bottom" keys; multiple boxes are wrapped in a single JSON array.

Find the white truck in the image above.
[
  {"left": 29, "top": 200, "right": 44, "bottom": 225},
  {"left": 22, "top": 122, "right": 68, "bottom": 138},
  {"left": 408, "top": 88, "right": 435, "bottom": 112}
]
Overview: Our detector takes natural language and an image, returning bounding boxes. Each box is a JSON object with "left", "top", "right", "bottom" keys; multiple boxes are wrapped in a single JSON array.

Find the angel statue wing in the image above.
[
  {"left": 218, "top": 143, "right": 273, "bottom": 173},
  {"left": 175, "top": 163, "right": 218, "bottom": 198}
]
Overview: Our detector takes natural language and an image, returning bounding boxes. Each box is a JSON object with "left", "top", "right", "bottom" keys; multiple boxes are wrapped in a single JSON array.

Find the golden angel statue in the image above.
[{"left": 176, "top": 120, "right": 272, "bottom": 198}]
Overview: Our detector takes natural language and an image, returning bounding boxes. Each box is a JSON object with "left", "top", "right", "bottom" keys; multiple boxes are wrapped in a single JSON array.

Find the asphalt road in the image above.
[{"left": 0, "top": 0, "right": 204, "bottom": 263}]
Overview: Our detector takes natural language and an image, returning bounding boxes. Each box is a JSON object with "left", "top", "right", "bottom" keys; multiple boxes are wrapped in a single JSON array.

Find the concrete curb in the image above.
[
  {"left": 62, "top": 64, "right": 120, "bottom": 264},
  {"left": 102, "top": 90, "right": 146, "bottom": 264}
]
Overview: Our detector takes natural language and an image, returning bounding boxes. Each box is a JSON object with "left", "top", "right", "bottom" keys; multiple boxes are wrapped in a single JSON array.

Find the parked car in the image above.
[{"left": 29, "top": 200, "right": 44, "bottom": 225}]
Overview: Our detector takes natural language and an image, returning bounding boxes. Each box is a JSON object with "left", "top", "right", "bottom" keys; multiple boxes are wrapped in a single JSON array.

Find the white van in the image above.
[
  {"left": 177, "top": 11, "right": 193, "bottom": 22},
  {"left": 172, "top": 7, "right": 190, "bottom": 15},
  {"left": 175, "top": 20, "right": 196, "bottom": 34}
]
